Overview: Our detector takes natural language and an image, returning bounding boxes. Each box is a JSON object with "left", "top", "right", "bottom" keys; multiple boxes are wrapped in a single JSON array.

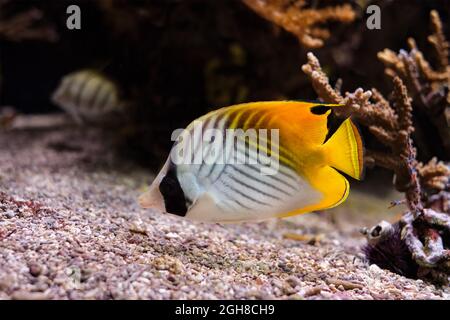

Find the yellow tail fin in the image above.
[{"left": 323, "top": 118, "right": 364, "bottom": 180}]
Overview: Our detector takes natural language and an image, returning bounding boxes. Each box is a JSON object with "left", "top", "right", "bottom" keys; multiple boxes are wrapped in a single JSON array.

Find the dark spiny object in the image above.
[{"left": 362, "top": 221, "right": 419, "bottom": 278}]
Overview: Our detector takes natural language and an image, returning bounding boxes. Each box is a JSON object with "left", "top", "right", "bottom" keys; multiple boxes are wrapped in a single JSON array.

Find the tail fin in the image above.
[{"left": 323, "top": 118, "right": 364, "bottom": 180}]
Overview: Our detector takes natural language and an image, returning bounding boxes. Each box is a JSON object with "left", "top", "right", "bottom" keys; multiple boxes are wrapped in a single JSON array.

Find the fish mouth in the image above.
[
  {"left": 138, "top": 193, "right": 184, "bottom": 218},
  {"left": 138, "top": 188, "right": 166, "bottom": 213}
]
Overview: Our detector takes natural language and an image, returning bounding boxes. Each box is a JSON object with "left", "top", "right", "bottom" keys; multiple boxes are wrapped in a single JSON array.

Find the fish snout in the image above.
[{"left": 138, "top": 186, "right": 166, "bottom": 213}]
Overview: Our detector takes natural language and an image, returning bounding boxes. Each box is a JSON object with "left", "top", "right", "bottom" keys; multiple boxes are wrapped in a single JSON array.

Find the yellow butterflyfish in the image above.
[{"left": 139, "top": 101, "right": 364, "bottom": 222}]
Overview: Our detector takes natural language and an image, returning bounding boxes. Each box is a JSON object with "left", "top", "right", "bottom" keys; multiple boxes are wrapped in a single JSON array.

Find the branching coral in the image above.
[
  {"left": 377, "top": 10, "right": 449, "bottom": 157},
  {"left": 242, "top": 0, "right": 355, "bottom": 48},
  {"left": 302, "top": 50, "right": 450, "bottom": 283},
  {"left": 417, "top": 158, "right": 449, "bottom": 192},
  {"left": 0, "top": 0, "right": 57, "bottom": 42}
]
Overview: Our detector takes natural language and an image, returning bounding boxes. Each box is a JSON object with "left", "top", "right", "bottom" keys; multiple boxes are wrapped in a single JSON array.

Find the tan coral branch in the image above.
[
  {"left": 0, "top": 3, "right": 57, "bottom": 42},
  {"left": 428, "top": 10, "right": 449, "bottom": 71},
  {"left": 378, "top": 10, "right": 450, "bottom": 156},
  {"left": 417, "top": 158, "right": 450, "bottom": 191},
  {"left": 242, "top": 0, "right": 355, "bottom": 48}
]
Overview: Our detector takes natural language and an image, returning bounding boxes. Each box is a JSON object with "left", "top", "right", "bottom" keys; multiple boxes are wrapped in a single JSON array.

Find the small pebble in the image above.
[
  {"left": 29, "top": 264, "right": 42, "bottom": 277},
  {"left": 5, "top": 210, "right": 16, "bottom": 218}
]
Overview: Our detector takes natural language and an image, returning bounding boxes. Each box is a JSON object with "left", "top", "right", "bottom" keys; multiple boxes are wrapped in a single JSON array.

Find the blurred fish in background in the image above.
[{"left": 51, "top": 69, "right": 127, "bottom": 125}]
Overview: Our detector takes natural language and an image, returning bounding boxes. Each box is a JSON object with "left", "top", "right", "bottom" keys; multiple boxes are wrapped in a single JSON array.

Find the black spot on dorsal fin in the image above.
[{"left": 310, "top": 105, "right": 332, "bottom": 115}]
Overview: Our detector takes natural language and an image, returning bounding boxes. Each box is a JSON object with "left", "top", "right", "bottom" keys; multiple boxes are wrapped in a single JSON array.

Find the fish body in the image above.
[
  {"left": 140, "top": 101, "right": 363, "bottom": 223},
  {"left": 51, "top": 69, "right": 124, "bottom": 124}
]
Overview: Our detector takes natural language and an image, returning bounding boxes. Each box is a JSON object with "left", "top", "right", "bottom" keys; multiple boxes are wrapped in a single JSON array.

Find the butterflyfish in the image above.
[
  {"left": 139, "top": 101, "right": 363, "bottom": 223},
  {"left": 51, "top": 69, "right": 124, "bottom": 124}
]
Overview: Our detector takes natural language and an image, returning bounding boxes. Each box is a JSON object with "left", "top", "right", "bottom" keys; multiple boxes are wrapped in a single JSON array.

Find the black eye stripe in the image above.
[{"left": 159, "top": 164, "right": 188, "bottom": 217}]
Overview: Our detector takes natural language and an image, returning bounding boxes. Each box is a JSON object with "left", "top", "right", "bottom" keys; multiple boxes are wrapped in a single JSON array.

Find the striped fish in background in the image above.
[
  {"left": 140, "top": 101, "right": 364, "bottom": 223},
  {"left": 51, "top": 69, "right": 125, "bottom": 125}
]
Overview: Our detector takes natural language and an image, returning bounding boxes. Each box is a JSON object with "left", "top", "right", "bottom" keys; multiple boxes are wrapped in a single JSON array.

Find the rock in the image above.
[
  {"left": 29, "top": 264, "right": 42, "bottom": 277},
  {"left": 4, "top": 210, "right": 16, "bottom": 218},
  {"left": 11, "top": 290, "right": 49, "bottom": 300}
]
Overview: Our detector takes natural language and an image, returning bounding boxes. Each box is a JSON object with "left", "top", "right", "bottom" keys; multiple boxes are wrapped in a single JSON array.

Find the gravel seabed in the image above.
[{"left": 0, "top": 128, "right": 448, "bottom": 300}]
